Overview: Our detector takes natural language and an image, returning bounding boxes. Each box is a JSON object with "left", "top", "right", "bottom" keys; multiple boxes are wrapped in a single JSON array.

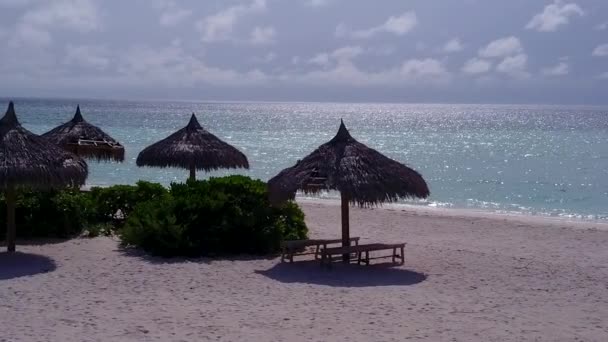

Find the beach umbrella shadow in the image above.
[
  {"left": 118, "top": 245, "right": 278, "bottom": 264},
  {"left": 256, "top": 260, "right": 427, "bottom": 288},
  {"left": 8, "top": 237, "right": 71, "bottom": 246},
  {"left": 0, "top": 252, "right": 56, "bottom": 280},
  {"left": 116, "top": 246, "right": 198, "bottom": 265}
]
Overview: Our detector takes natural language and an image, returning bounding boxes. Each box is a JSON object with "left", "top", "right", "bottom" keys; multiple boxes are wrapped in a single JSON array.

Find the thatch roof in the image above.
[
  {"left": 42, "top": 106, "right": 125, "bottom": 162},
  {"left": 0, "top": 102, "right": 88, "bottom": 189},
  {"left": 268, "top": 120, "right": 430, "bottom": 206},
  {"left": 136, "top": 113, "right": 249, "bottom": 172}
]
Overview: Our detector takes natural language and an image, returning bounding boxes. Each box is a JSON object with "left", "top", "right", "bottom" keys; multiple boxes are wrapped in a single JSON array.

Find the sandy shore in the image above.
[{"left": 1, "top": 201, "right": 608, "bottom": 341}]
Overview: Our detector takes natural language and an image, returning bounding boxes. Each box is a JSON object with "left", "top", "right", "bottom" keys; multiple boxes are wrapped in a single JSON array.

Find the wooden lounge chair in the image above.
[
  {"left": 319, "top": 243, "right": 406, "bottom": 267},
  {"left": 281, "top": 237, "right": 360, "bottom": 263}
]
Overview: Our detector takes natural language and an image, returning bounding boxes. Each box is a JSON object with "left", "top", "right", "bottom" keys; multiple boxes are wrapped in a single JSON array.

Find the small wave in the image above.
[{"left": 295, "top": 193, "right": 608, "bottom": 222}]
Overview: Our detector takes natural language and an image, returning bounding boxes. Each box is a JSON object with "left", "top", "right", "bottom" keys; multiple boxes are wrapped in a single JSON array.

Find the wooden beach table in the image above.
[
  {"left": 319, "top": 243, "right": 406, "bottom": 267},
  {"left": 281, "top": 237, "right": 360, "bottom": 263}
]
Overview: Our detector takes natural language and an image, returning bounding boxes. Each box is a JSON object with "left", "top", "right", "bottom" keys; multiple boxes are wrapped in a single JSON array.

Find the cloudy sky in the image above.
[{"left": 1, "top": 0, "right": 607, "bottom": 104}]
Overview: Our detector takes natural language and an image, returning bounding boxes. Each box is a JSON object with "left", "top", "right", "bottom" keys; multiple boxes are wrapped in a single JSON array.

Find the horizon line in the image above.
[{"left": 1, "top": 95, "right": 607, "bottom": 108}]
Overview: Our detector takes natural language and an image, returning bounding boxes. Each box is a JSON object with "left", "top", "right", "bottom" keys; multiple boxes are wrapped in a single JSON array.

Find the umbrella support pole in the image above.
[
  {"left": 189, "top": 165, "right": 196, "bottom": 181},
  {"left": 341, "top": 193, "right": 350, "bottom": 263},
  {"left": 5, "top": 188, "right": 16, "bottom": 252}
]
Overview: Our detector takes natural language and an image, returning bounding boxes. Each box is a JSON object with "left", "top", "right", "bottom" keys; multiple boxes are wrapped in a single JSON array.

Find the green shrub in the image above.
[
  {"left": 120, "top": 176, "right": 308, "bottom": 257},
  {"left": 89, "top": 181, "right": 167, "bottom": 223},
  {"left": 83, "top": 222, "right": 115, "bottom": 238},
  {"left": 119, "top": 197, "right": 191, "bottom": 257},
  {"left": 273, "top": 201, "right": 308, "bottom": 241},
  {"left": 0, "top": 189, "right": 94, "bottom": 239},
  {"left": 0, "top": 177, "right": 307, "bottom": 254}
]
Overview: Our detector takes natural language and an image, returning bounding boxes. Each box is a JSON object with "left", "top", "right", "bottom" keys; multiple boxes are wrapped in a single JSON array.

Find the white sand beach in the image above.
[{"left": 1, "top": 201, "right": 608, "bottom": 342}]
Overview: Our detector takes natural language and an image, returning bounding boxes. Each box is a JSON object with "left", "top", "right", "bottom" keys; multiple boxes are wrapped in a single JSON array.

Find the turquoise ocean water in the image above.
[{"left": 4, "top": 98, "right": 608, "bottom": 220}]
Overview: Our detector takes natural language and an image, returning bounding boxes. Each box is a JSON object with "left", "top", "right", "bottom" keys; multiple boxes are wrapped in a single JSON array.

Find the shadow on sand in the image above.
[
  {"left": 117, "top": 245, "right": 277, "bottom": 265},
  {"left": 256, "top": 260, "right": 427, "bottom": 287},
  {"left": 0, "top": 252, "right": 56, "bottom": 280},
  {"left": 0, "top": 238, "right": 71, "bottom": 247}
]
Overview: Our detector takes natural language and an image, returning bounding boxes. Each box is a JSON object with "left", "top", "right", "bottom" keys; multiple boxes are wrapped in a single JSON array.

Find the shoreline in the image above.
[
  {"left": 297, "top": 198, "right": 608, "bottom": 230},
  {"left": 82, "top": 182, "right": 608, "bottom": 226}
]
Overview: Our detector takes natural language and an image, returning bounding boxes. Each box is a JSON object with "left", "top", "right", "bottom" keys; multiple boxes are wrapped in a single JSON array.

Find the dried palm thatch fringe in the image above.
[
  {"left": 1, "top": 101, "right": 88, "bottom": 252},
  {"left": 42, "top": 106, "right": 125, "bottom": 162},
  {"left": 1, "top": 102, "right": 89, "bottom": 190},
  {"left": 268, "top": 120, "right": 430, "bottom": 207},
  {"left": 136, "top": 114, "right": 249, "bottom": 180}
]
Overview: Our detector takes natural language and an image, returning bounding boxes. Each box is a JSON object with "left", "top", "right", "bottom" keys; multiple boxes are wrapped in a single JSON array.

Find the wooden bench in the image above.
[
  {"left": 319, "top": 243, "right": 406, "bottom": 267},
  {"left": 281, "top": 237, "right": 360, "bottom": 263}
]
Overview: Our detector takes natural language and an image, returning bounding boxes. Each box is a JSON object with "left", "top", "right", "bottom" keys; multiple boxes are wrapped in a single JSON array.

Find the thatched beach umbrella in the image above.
[
  {"left": 1, "top": 102, "right": 88, "bottom": 252},
  {"left": 42, "top": 105, "right": 125, "bottom": 162},
  {"left": 136, "top": 113, "right": 249, "bottom": 180},
  {"left": 268, "top": 120, "right": 430, "bottom": 262}
]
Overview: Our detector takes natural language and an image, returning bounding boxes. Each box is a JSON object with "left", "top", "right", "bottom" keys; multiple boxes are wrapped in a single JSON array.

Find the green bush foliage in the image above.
[
  {"left": 119, "top": 197, "right": 188, "bottom": 257},
  {"left": 120, "top": 176, "right": 308, "bottom": 257},
  {"left": 0, "top": 181, "right": 166, "bottom": 240},
  {"left": 0, "top": 189, "right": 94, "bottom": 239},
  {"left": 89, "top": 181, "right": 168, "bottom": 223},
  {"left": 0, "top": 177, "right": 307, "bottom": 257},
  {"left": 83, "top": 222, "right": 115, "bottom": 238}
]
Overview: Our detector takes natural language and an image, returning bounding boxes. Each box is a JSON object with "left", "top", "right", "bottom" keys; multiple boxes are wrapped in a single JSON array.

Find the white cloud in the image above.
[
  {"left": 308, "top": 53, "right": 330, "bottom": 67},
  {"left": 542, "top": 61, "right": 569, "bottom": 76},
  {"left": 462, "top": 58, "right": 492, "bottom": 74},
  {"left": 9, "top": 0, "right": 100, "bottom": 47},
  {"left": 154, "top": 1, "right": 192, "bottom": 27},
  {"left": 368, "top": 45, "right": 395, "bottom": 56},
  {"left": 290, "top": 58, "right": 449, "bottom": 87},
  {"left": 380, "top": 12, "right": 417, "bottom": 35},
  {"left": 252, "top": 52, "right": 276, "bottom": 64},
  {"left": 161, "top": 10, "right": 191, "bottom": 27},
  {"left": 21, "top": 0, "right": 100, "bottom": 32},
  {"left": 475, "top": 36, "right": 529, "bottom": 78},
  {"left": 331, "top": 46, "right": 363, "bottom": 61},
  {"left": 415, "top": 42, "right": 427, "bottom": 52},
  {"left": 592, "top": 44, "right": 608, "bottom": 57},
  {"left": 478, "top": 36, "right": 523, "bottom": 58},
  {"left": 170, "top": 38, "right": 182, "bottom": 47},
  {"left": 307, "top": 46, "right": 362, "bottom": 67},
  {"left": 443, "top": 38, "right": 463, "bottom": 53},
  {"left": 336, "top": 11, "right": 417, "bottom": 39},
  {"left": 1, "top": 39, "right": 274, "bottom": 90},
  {"left": 65, "top": 44, "right": 110, "bottom": 70},
  {"left": 598, "top": 72, "right": 608, "bottom": 79},
  {"left": 11, "top": 25, "right": 52, "bottom": 46},
  {"left": 597, "top": 22, "right": 608, "bottom": 31},
  {"left": 400, "top": 59, "right": 450, "bottom": 81},
  {"left": 289, "top": 62, "right": 383, "bottom": 86},
  {"left": 496, "top": 53, "right": 529, "bottom": 78},
  {"left": 196, "top": 0, "right": 266, "bottom": 43},
  {"left": 292, "top": 45, "right": 448, "bottom": 87},
  {"left": 249, "top": 26, "right": 276, "bottom": 45},
  {"left": 0, "top": 0, "right": 31, "bottom": 7},
  {"left": 304, "top": 0, "right": 332, "bottom": 7},
  {"left": 526, "top": 1, "right": 583, "bottom": 32},
  {"left": 116, "top": 44, "right": 268, "bottom": 87}
]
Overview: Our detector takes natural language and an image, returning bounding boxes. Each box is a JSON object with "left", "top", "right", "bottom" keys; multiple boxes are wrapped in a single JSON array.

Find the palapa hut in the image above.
[
  {"left": 0, "top": 102, "right": 88, "bottom": 252},
  {"left": 268, "top": 120, "right": 430, "bottom": 261},
  {"left": 136, "top": 113, "right": 249, "bottom": 180},
  {"left": 42, "top": 105, "right": 125, "bottom": 162}
]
